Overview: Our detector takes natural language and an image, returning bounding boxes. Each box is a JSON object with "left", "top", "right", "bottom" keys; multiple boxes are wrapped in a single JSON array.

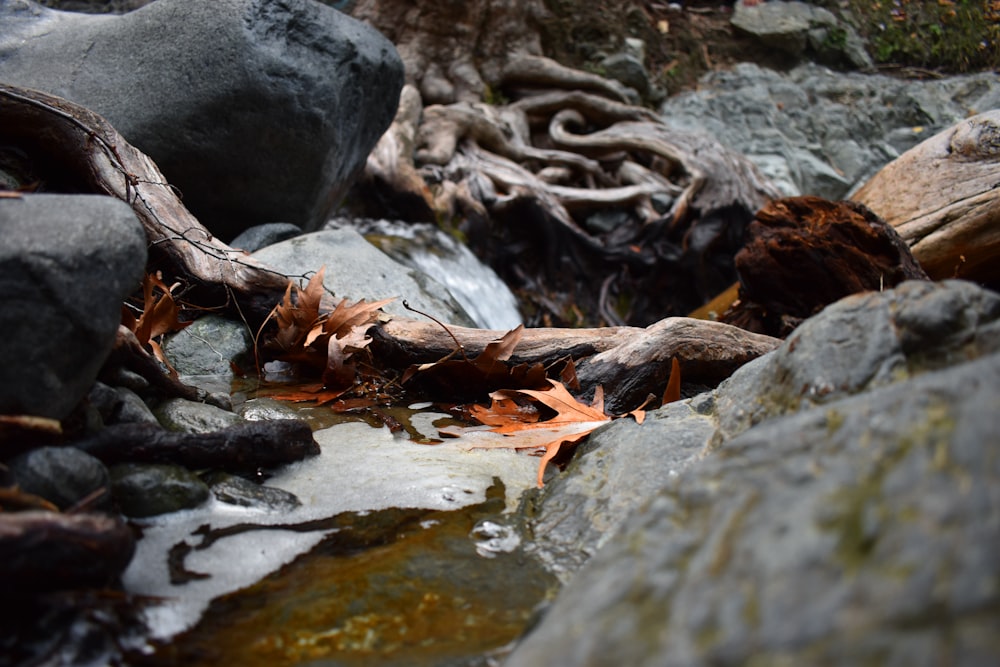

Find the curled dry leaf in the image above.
[
  {"left": 260, "top": 266, "right": 394, "bottom": 390},
  {"left": 123, "top": 272, "right": 192, "bottom": 375}
]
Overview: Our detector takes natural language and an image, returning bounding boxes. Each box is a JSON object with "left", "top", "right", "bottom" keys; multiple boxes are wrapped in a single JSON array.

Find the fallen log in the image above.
[
  {"left": 72, "top": 420, "right": 320, "bottom": 472},
  {"left": 369, "top": 316, "right": 781, "bottom": 412},
  {"left": 851, "top": 110, "right": 1000, "bottom": 286}
]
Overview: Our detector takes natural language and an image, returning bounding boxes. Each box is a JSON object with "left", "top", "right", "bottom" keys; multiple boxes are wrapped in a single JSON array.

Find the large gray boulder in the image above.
[
  {"left": 731, "top": 0, "right": 872, "bottom": 70},
  {"left": 0, "top": 194, "right": 147, "bottom": 419},
  {"left": 510, "top": 280, "right": 1000, "bottom": 665},
  {"left": 0, "top": 0, "right": 404, "bottom": 240}
]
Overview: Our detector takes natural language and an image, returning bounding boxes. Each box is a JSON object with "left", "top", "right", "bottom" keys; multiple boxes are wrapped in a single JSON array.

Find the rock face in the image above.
[
  {"left": 509, "top": 280, "right": 1000, "bottom": 665},
  {"left": 731, "top": 0, "right": 872, "bottom": 70},
  {"left": 0, "top": 194, "right": 146, "bottom": 419},
  {"left": 0, "top": 0, "right": 404, "bottom": 239},
  {"left": 660, "top": 63, "right": 1000, "bottom": 200}
]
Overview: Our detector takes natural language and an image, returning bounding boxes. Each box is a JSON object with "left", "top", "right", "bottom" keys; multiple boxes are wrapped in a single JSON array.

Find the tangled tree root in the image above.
[{"left": 350, "top": 53, "right": 782, "bottom": 327}]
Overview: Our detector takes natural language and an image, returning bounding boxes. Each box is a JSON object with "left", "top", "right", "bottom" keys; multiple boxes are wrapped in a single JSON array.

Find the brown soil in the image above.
[{"left": 539, "top": 0, "right": 786, "bottom": 96}]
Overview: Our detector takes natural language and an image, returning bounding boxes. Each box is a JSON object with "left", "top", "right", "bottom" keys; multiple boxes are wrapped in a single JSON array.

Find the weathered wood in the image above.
[
  {"left": 73, "top": 420, "right": 319, "bottom": 471},
  {"left": 851, "top": 110, "right": 1000, "bottom": 285},
  {"left": 0, "top": 83, "right": 297, "bottom": 327},
  {"left": 370, "top": 319, "right": 640, "bottom": 368},
  {"left": 370, "top": 316, "right": 781, "bottom": 412},
  {"left": 574, "top": 317, "right": 782, "bottom": 413},
  {"left": 723, "top": 196, "right": 928, "bottom": 337}
]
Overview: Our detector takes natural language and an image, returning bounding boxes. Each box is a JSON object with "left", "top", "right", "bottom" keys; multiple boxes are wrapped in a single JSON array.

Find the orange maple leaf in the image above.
[{"left": 442, "top": 379, "right": 612, "bottom": 487}]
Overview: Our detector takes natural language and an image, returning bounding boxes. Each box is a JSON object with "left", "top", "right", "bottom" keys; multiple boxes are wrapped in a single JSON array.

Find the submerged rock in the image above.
[
  {"left": 203, "top": 472, "right": 300, "bottom": 512},
  {"left": 510, "top": 279, "right": 1000, "bottom": 665},
  {"left": 110, "top": 463, "right": 210, "bottom": 518}
]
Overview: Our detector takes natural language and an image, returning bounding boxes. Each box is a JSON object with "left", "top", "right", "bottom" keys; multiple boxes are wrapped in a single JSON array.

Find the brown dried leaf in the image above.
[
  {"left": 662, "top": 357, "right": 682, "bottom": 406},
  {"left": 444, "top": 379, "right": 611, "bottom": 487},
  {"left": 133, "top": 272, "right": 190, "bottom": 345}
]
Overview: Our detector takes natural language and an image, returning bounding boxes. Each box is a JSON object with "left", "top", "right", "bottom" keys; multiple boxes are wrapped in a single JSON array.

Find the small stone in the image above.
[
  {"left": 154, "top": 397, "right": 244, "bottom": 434},
  {"left": 8, "top": 447, "right": 113, "bottom": 513},
  {"left": 202, "top": 472, "right": 301, "bottom": 512},
  {"left": 110, "top": 463, "right": 210, "bottom": 518}
]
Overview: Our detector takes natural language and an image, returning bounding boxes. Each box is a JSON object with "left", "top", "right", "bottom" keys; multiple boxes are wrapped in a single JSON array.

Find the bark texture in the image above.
[{"left": 851, "top": 110, "right": 1000, "bottom": 287}]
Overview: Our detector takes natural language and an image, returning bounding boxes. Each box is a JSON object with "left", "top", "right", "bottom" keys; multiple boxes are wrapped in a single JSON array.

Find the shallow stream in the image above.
[{"left": 123, "top": 401, "right": 557, "bottom": 666}]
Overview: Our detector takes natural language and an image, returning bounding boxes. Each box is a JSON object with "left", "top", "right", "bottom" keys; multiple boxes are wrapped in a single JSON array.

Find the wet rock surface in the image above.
[
  {"left": 253, "top": 226, "right": 476, "bottom": 326},
  {"left": 110, "top": 463, "right": 211, "bottom": 518},
  {"left": 507, "top": 279, "right": 1000, "bottom": 665}
]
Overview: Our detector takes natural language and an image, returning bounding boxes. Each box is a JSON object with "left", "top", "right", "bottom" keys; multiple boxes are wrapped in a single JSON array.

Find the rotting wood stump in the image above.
[{"left": 722, "top": 196, "right": 928, "bottom": 338}]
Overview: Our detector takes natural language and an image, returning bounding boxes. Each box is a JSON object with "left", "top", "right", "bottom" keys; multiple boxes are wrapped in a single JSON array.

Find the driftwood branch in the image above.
[
  {"left": 73, "top": 420, "right": 320, "bottom": 471},
  {"left": 851, "top": 110, "right": 1000, "bottom": 285},
  {"left": 0, "top": 83, "right": 299, "bottom": 327},
  {"left": 370, "top": 316, "right": 781, "bottom": 412},
  {"left": 0, "top": 511, "right": 135, "bottom": 593}
]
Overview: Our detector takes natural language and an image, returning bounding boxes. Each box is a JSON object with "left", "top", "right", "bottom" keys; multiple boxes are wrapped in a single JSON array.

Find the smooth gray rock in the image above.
[
  {"left": 202, "top": 471, "right": 301, "bottom": 512},
  {"left": 228, "top": 222, "right": 303, "bottom": 253},
  {"left": 88, "top": 382, "right": 159, "bottom": 426},
  {"left": 507, "top": 279, "right": 1000, "bottom": 666},
  {"left": 0, "top": 0, "right": 404, "bottom": 239},
  {"left": 660, "top": 63, "right": 1000, "bottom": 199},
  {"left": 523, "top": 400, "right": 714, "bottom": 582},
  {"left": 252, "top": 227, "right": 476, "bottom": 326},
  {"left": 0, "top": 194, "right": 146, "bottom": 419},
  {"left": 161, "top": 315, "right": 253, "bottom": 378},
  {"left": 8, "top": 446, "right": 112, "bottom": 512},
  {"left": 110, "top": 463, "right": 210, "bottom": 518},
  {"left": 714, "top": 280, "right": 1000, "bottom": 440},
  {"left": 237, "top": 398, "right": 303, "bottom": 422},
  {"left": 508, "top": 351, "right": 1000, "bottom": 666},
  {"left": 153, "top": 397, "right": 244, "bottom": 434}
]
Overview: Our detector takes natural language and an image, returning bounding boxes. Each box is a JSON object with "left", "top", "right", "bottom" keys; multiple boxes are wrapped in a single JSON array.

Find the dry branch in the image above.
[
  {"left": 851, "top": 110, "right": 1000, "bottom": 285},
  {"left": 369, "top": 316, "right": 781, "bottom": 412},
  {"left": 0, "top": 83, "right": 299, "bottom": 327}
]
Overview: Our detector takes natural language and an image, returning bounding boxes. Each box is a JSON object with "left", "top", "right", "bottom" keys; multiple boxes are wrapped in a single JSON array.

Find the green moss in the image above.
[
  {"left": 824, "top": 401, "right": 957, "bottom": 572},
  {"left": 847, "top": 0, "right": 1000, "bottom": 73}
]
